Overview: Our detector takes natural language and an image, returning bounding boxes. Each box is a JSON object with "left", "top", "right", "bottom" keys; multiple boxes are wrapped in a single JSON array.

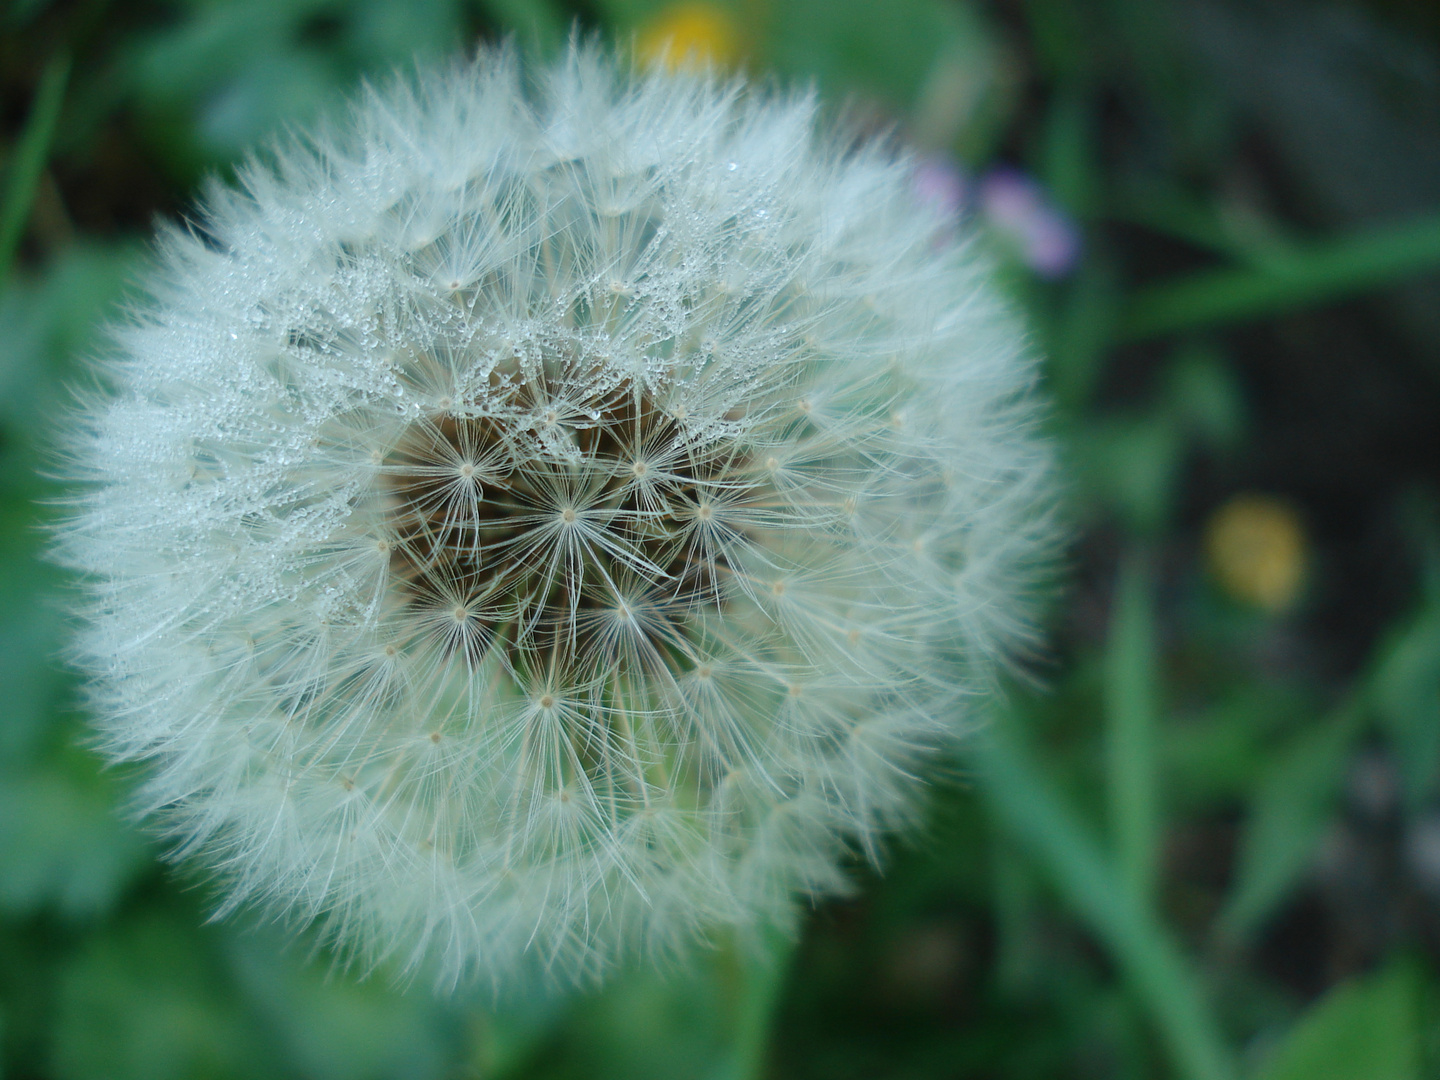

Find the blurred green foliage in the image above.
[{"left": 5, "top": 0, "right": 1440, "bottom": 1077}]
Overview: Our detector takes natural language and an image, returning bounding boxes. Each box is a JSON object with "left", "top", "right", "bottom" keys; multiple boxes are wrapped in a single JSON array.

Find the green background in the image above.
[{"left": 4, "top": 0, "right": 1440, "bottom": 1077}]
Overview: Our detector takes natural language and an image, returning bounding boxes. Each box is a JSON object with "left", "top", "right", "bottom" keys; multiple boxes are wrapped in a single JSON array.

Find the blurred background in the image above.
[{"left": 3, "top": 0, "right": 1440, "bottom": 1077}]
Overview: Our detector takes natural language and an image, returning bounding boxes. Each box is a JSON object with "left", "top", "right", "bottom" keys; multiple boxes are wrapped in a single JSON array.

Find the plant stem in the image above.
[{"left": 709, "top": 920, "right": 795, "bottom": 1080}]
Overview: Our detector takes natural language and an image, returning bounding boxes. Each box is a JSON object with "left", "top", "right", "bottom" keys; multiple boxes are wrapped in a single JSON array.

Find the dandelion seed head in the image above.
[{"left": 61, "top": 47, "right": 1055, "bottom": 988}]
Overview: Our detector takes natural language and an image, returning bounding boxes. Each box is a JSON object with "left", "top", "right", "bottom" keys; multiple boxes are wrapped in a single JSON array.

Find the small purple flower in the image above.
[{"left": 979, "top": 167, "right": 1081, "bottom": 279}]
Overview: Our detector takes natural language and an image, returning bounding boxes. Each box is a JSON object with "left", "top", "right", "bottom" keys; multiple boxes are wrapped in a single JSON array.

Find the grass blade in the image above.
[
  {"left": 1121, "top": 211, "right": 1440, "bottom": 341},
  {"left": 1215, "top": 702, "right": 1362, "bottom": 945},
  {"left": 1257, "top": 961, "right": 1421, "bottom": 1080},
  {"left": 972, "top": 720, "right": 1237, "bottom": 1080},
  {"left": 0, "top": 52, "right": 70, "bottom": 282},
  {"left": 1105, "top": 550, "right": 1160, "bottom": 908}
]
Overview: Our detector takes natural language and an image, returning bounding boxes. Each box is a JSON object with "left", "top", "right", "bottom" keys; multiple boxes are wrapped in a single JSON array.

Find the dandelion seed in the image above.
[{"left": 61, "top": 47, "right": 1055, "bottom": 988}]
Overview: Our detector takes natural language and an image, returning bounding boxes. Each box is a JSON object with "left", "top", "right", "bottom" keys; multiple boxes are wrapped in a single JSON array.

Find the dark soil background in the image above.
[{"left": 3, "top": 1, "right": 1439, "bottom": 1077}]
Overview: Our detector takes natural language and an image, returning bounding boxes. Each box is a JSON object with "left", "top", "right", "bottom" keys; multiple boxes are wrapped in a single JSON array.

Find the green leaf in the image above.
[
  {"left": 1039, "top": 85, "right": 1100, "bottom": 219},
  {"left": 1370, "top": 606, "right": 1440, "bottom": 808},
  {"left": 0, "top": 52, "right": 69, "bottom": 281},
  {"left": 1163, "top": 341, "right": 1246, "bottom": 454},
  {"left": 1104, "top": 550, "right": 1160, "bottom": 908},
  {"left": 53, "top": 915, "right": 267, "bottom": 1080},
  {"left": 1215, "top": 704, "right": 1364, "bottom": 944},
  {"left": 0, "top": 516, "right": 67, "bottom": 764},
  {"left": 0, "top": 241, "right": 138, "bottom": 442},
  {"left": 0, "top": 752, "right": 151, "bottom": 920},
  {"left": 765, "top": 0, "right": 1007, "bottom": 130},
  {"left": 468, "top": 990, "right": 573, "bottom": 1078},
  {"left": 1110, "top": 185, "right": 1299, "bottom": 270},
  {"left": 586, "top": 0, "right": 667, "bottom": 29},
  {"left": 477, "top": 0, "right": 567, "bottom": 56},
  {"left": 1019, "top": 0, "right": 1097, "bottom": 81},
  {"left": 973, "top": 716, "right": 1238, "bottom": 1080},
  {"left": 347, "top": 0, "right": 466, "bottom": 63},
  {"left": 125, "top": 0, "right": 467, "bottom": 168},
  {"left": 544, "top": 963, "right": 731, "bottom": 1080},
  {"left": 1162, "top": 683, "right": 1308, "bottom": 811},
  {"left": 1044, "top": 252, "right": 1120, "bottom": 411},
  {"left": 1121, "top": 212, "right": 1440, "bottom": 342},
  {"left": 1257, "top": 961, "right": 1422, "bottom": 1080},
  {"left": 193, "top": 49, "right": 339, "bottom": 157},
  {"left": 991, "top": 837, "right": 1046, "bottom": 997},
  {"left": 1070, "top": 413, "right": 1182, "bottom": 534},
  {"left": 224, "top": 932, "right": 460, "bottom": 1080}
]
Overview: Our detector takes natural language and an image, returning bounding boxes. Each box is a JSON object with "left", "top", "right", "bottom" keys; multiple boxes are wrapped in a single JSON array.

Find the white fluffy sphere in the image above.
[{"left": 64, "top": 49, "right": 1054, "bottom": 986}]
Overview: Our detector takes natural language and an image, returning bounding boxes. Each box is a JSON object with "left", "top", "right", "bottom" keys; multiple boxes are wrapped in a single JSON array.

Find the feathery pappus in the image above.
[{"left": 61, "top": 47, "right": 1056, "bottom": 988}]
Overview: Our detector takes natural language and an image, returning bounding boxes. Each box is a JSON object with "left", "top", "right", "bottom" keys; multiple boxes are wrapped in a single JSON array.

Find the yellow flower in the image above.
[
  {"left": 1204, "top": 494, "right": 1307, "bottom": 612},
  {"left": 637, "top": 2, "right": 739, "bottom": 71}
]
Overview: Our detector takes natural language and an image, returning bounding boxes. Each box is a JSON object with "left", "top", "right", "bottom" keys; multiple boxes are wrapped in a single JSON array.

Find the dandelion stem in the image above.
[{"left": 710, "top": 922, "right": 795, "bottom": 1080}]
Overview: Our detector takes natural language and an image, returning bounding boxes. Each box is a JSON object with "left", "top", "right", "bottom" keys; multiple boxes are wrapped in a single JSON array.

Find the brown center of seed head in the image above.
[{"left": 382, "top": 381, "right": 757, "bottom": 674}]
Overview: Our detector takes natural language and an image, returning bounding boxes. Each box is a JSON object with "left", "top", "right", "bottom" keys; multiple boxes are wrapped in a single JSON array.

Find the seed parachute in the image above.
[{"left": 61, "top": 47, "right": 1056, "bottom": 988}]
